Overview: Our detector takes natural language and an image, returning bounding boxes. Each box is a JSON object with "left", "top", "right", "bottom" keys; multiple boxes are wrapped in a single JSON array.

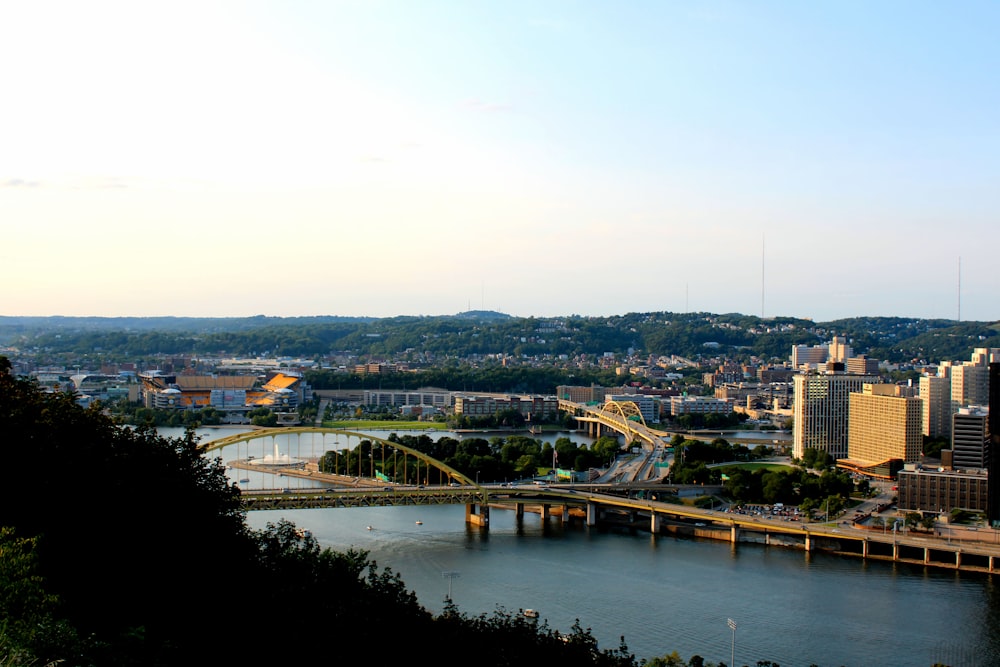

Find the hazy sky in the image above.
[{"left": 3, "top": 1, "right": 998, "bottom": 322}]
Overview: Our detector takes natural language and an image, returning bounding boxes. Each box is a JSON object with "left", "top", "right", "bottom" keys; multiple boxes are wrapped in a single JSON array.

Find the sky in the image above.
[{"left": 2, "top": 1, "right": 999, "bottom": 323}]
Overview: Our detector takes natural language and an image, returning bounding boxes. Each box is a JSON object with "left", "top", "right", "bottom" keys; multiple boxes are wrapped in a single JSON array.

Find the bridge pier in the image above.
[
  {"left": 650, "top": 513, "right": 661, "bottom": 533},
  {"left": 515, "top": 502, "right": 525, "bottom": 519},
  {"left": 466, "top": 503, "right": 490, "bottom": 529},
  {"left": 587, "top": 502, "right": 597, "bottom": 526},
  {"left": 804, "top": 532, "right": 813, "bottom": 552},
  {"left": 540, "top": 504, "right": 550, "bottom": 520},
  {"left": 862, "top": 539, "right": 869, "bottom": 558},
  {"left": 730, "top": 522, "right": 738, "bottom": 544}
]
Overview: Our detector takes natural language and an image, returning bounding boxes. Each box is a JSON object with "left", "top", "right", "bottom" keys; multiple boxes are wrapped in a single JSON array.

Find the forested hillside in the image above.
[{"left": 2, "top": 311, "right": 998, "bottom": 364}]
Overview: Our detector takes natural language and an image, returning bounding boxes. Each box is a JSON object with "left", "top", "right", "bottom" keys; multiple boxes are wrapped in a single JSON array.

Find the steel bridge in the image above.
[
  {"left": 198, "top": 428, "right": 1000, "bottom": 576},
  {"left": 558, "top": 398, "right": 670, "bottom": 448},
  {"left": 202, "top": 427, "right": 498, "bottom": 524}
]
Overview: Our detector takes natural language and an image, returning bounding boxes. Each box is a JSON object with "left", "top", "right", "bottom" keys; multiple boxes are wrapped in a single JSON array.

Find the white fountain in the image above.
[{"left": 247, "top": 441, "right": 304, "bottom": 469}]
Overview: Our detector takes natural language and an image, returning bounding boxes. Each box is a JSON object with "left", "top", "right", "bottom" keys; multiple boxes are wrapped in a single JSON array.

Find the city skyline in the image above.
[{"left": 2, "top": 2, "right": 999, "bottom": 322}]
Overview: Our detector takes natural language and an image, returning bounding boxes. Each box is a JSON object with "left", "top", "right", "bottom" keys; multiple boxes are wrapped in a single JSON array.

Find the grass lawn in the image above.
[
  {"left": 718, "top": 462, "right": 794, "bottom": 472},
  {"left": 321, "top": 420, "right": 448, "bottom": 430}
]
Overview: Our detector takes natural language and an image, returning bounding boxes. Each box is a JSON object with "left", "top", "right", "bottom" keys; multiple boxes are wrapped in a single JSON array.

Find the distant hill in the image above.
[
  {"left": 450, "top": 310, "right": 512, "bottom": 321},
  {"left": 1, "top": 312, "right": 997, "bottom": 365}
]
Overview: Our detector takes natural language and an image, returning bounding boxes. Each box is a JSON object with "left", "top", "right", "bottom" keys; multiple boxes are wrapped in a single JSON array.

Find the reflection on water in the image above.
[
  {"left": 245, "top": 504, "right": 999, "bottom": 667},
  {"left": 161, "top": 426, "right": 598, "bottom": 491}
]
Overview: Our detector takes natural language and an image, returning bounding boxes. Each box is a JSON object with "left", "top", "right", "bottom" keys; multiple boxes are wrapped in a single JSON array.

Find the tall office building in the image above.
[
  {"left": 792, "top": 370, "right": 881, "bottom": 460},
  {"left": 828, "top": 336, "right": 853, "bottom": 364},
  {"left": 920, "top": 374, "right": 952, "bottom": 439},
  {"left": 846, "top": 355, "right": 879, "bottom": 376},
  {"left": 950, "top": 347, "right": 997, "bottom": 412},
  {"left": 841, "top": 384, "right": 922, "bottom": 477},
  {"left": 952, "top": 363, "right": 988, "bottom": 412},
  {"left": 952, "top": 406, "right": 989, "bottom": 470},
  {"left": 988, "top": 363, "right": 1000, "bottom": 527},
  {"left": 791, "top": 344, "right": 828, "bottom": 369}
]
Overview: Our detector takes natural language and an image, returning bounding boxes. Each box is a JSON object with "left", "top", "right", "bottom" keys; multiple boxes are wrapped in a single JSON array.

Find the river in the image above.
[{"left": 174, "top": 426, "right": 998, "bottom": 666}]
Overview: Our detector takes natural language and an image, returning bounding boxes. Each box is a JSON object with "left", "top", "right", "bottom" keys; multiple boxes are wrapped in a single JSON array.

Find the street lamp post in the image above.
[
  {"left": 727, "top": 618, "right": 737, "bottom": 667},
  {"left": 442, "top": 571, "right": 460, "bottom": 601}
]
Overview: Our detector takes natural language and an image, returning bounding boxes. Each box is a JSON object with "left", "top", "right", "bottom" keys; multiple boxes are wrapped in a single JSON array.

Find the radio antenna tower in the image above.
[
  {"left": 761, "top": 233, "right": 766, "bottom": 319},
  {"left": 957, "top": 256, "right": 961, "bottom": 322}
]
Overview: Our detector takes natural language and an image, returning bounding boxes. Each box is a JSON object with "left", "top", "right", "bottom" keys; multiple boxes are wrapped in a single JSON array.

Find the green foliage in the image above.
[
  {"left": 0, "top": 528, "right": 84, "bottom": 665},
  {"left": 114, "top": 403, "right": 226, "bottom": 427},
  {"left": 923, "top": 435, "right": 950, "bottom": 458},
  {"left": 7, "top": 312, "right": 997, "bottom": 367},
  {"left": 0, "top": 359, "right": 257, "bottom": 664},
  {"left": 317, "top": 432, "right": 623, "bottom": 484},
  {"left": 799, "top": 448, "right": 833, "bottom": 469},
  {"left": 248, "top": 406, "right": 278, "bottom": 426}
]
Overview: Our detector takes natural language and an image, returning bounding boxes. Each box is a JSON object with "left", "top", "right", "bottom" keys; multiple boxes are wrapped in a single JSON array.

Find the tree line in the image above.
[
  {"left": 7, "top": 312, "right": 998, "bottom": 364},
  {"left": 318, "top": 433, "right": 624, "bottom": 484}
]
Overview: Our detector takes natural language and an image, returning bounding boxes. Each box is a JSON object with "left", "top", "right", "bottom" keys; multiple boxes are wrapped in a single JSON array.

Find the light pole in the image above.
[
  {"left": 442, "top": 570, "right": 460, "bottom": 601},
  {"left": 727, "top": 618, "right": 737, "bottom": 667}
]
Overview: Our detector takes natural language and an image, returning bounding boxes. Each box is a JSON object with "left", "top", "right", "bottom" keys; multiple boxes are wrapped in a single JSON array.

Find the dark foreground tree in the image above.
[{"left": 0, "top": 358, "right": 640, "bottom": 667}]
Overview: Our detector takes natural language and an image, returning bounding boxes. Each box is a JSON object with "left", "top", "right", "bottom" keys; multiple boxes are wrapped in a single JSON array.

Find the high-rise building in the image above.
[
  {"left": 988, "top": 363, "right": 1000, "bottom": 527},
  {"left": 841, "top": 384, "right": 922, "bottom": 478},
  {"left": 952, "top": 363, "right": 988, "bottom": 412},
  {"left": 950, "top": 347, "right": 997, "bottom": 412},
  {"left": 952, "top": 406, "right": 989, "bottom": 470},
  {"left": 920, "top": 374, "right": 952, "bottom": 439},
  {"left": 828, "top": 336, "right": 853, "bottom": 364},
  {"left": 846, "top": 354, "right": 879, "bottom": 376},
  {"left": 791, "top": 344, "right": 828, "bottom": 369},
  {"left": 792, "top": 370, "right": 881, "bottom": 460}
]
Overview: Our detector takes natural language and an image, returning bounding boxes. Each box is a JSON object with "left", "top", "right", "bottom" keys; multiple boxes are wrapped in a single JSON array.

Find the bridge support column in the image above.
[
  {"left": 990, "top": 556, "right": 994, "bottom": 572},
  {"left": 893, "top": 542, "right": 899, "bottom": 561},
  {"left": 465, "top": 503, "right": 490, "bottom": 529},
  {"left": 924, "top": 547, "right": 930, "bottom": 565},
  {"left": 540, "top": 504, "right": 550, "bottom": 520},
  {"left": 587, "top": 502, "right": 597, "bottom": 526},
  {"left": 561, "top": 505, "right": 570, "bottom": 523},
  {"left": 956, "top": 550, "right": 961, "bottom": 568},
  {"left": 862, "top": 540, "right": 869, "bottom": 558},
  {"left": 730, "top": 523, "right": 738, "bottom": 544},
  {"left": 650, "top": 513, "right": 661, "bottom": 533},
  {"left": 515, "top": 502, "right": 524, "bottom": 518},
  {"left": 804, "top": 533, "right": 813, "bottom": 552}
]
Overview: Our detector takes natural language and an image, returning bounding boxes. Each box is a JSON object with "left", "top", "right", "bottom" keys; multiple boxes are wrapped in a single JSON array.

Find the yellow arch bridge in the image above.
[{"left": 201, "top": 427, "right": 496, "bottom": 524}]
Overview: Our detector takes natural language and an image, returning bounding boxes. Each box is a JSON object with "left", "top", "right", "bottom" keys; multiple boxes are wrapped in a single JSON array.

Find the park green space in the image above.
[
  {"left": 719, "top": 462, "right": 794, "bottom": 473},
  {"left": 321, "top": 420, "right": 448, "bottom": 430}
]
